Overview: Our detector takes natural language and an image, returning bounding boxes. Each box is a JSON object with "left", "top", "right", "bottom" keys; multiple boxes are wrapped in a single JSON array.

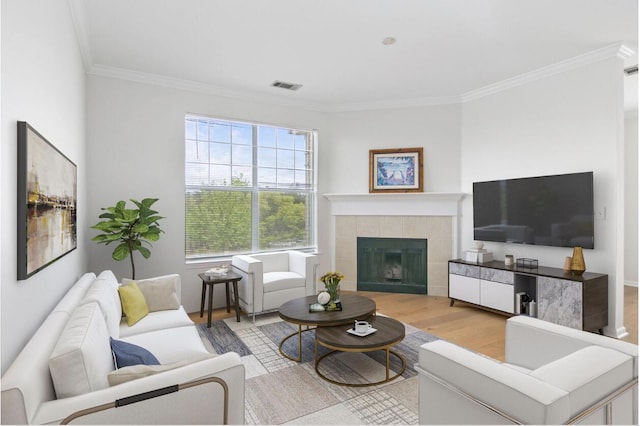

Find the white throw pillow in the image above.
[
  {"left": 107, "top": 354, "right": 215, "bottom": 386},
  {"left": 49, "top": 302, "right": 114, "bottom": 398},
  {"left": 122, "top": 275, "right": 180, "bottom": 312}
]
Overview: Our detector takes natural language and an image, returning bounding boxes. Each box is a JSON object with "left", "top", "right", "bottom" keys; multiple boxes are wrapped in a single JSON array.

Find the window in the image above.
[{"left": 185, "top": 115, "right": 316, "bottom": 259}]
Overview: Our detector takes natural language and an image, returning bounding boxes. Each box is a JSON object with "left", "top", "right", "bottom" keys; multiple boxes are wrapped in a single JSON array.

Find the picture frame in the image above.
[
  {"left": 17, "top": 121, "right": 77, "bottom": 280},
  {"left": 369, "top": 147, "right": 424, "bottom": 193}
]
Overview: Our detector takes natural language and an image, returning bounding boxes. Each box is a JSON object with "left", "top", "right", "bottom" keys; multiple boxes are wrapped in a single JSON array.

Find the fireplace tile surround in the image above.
[{"left": 325, "top": 193, "right": 466, "bottom": 297}]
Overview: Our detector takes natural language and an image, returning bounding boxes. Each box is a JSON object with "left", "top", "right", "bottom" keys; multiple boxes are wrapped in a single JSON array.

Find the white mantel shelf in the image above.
[{"left": 323, "top": 192, "right": 468, "bottom": 216}]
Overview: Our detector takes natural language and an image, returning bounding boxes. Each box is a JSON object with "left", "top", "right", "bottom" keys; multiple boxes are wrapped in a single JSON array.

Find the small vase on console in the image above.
[{"left": 570, "top": 247, "right": 586, "bottom": 275}]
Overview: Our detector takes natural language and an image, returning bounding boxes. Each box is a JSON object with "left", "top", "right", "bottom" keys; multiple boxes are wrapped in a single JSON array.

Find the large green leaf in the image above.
[
  {"left": 112, "top": 244, "right": 130, "bottom": 261},
  {"left": 137, "top": 246, "right": 151, "bottom": 259},
  {"left": 133, "top": 224, "right": 149, "bottom": 233}
]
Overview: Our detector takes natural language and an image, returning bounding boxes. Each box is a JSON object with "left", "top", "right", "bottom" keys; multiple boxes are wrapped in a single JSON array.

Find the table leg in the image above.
[
  {"left": 299, "top": 324, "right": 302, "bottom": 362},
  {"left": 207, "top": 283, "right": 213, "bottom": 328},
  {"left": 200, "top": 281, "right": 206, "bottom": 317},
  {"left": 386, "top": 348, "right": 390, "bottom": 381},
  {"left": 225, "top": 282, "right": 231, "bottom": 313},
  {"left": 232, "top": 281, "right": 240, "bottom": 322}
]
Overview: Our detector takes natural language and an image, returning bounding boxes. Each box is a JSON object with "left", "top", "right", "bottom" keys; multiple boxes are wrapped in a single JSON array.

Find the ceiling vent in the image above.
[
  {"left": 624, "top": 65, "right": 638, "bottom": 76},
  {"left": 271, "top": 80, "right": 303, "bottom": 91}
]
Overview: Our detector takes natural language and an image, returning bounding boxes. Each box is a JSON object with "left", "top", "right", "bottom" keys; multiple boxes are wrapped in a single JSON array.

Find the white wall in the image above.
[
  {"left": 625, "top": 114, "right": 638, "bottom": 286},
  {"left": 86, "top": 76, "right": 328, "bottom": 314},
  {"left": 461, "top": 56, "right": 628, "bottom": 337},
  {"left": 1, "top": 0, "right": 87, "bottom": 373},
  {"left": 323, "top": 105, "right": 462, "bottom": 194}
]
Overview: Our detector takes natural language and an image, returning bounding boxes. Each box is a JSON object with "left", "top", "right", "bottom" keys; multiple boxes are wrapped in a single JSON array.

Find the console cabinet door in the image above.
[
  {"left": 537, "top": 276, "right": 582, "bottom": 330},
  {"left": 480, "top": 280, "right": 514, "bottom": 313},
  {"left": 449, "top": 274, "right": 480, "bottom": 304}
]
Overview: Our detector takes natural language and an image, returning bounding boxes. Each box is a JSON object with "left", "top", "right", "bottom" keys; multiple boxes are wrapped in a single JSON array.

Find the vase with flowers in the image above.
[{"left": 320, "top": 271, "right": 344, "bottom": 304}]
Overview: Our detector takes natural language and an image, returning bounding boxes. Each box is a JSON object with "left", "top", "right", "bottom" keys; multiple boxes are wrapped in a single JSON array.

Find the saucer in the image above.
[{"left": 346, "top": 327, "right": 377, "bottom": 337}]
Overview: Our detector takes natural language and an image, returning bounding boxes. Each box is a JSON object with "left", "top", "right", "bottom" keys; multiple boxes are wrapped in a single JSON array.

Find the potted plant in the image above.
[{"left": 91, "top": 198, "right": 164, "bottom": 279}]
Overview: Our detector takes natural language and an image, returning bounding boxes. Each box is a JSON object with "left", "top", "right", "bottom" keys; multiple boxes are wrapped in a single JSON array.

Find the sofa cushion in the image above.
[
  {"left": 118, "top": 282, "right": 149, "bottom": 326},
  {"left": 119, "top": 306, "right": 194, "bottom": 338},
  {"left": 122, "top": 275, "right": 180, "bottom": 312},
  {"left": 48, "top": 302, "right": 114, "bottom": 399},
  {"left": 110, "top": 337, "right": 160, "bottom": 368},
  {"left": 530, "top": 346, "right": 633, "bottom": 416},
  {"left": 263, "top": 271, "right": 305, "bottom": 293},
  {"left": 81, "top": 275, "right": 122, "bottom": 337},
  {"left": 121, "top": 326, "right": 210, "bottom": 364},
  {"left": 107, "top": 354, "right": 215, "bottom": 386}
]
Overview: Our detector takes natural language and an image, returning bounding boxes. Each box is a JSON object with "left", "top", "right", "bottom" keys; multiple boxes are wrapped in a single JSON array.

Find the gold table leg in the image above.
[{"left": 279, "top": 324, "right": 315, "bottom": 362}]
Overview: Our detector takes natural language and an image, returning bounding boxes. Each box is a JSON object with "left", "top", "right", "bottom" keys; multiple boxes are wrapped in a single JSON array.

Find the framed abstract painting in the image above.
[
  {"left": 369, "top": 147, "right": 424, "bottom": 193},
  {"left": 17, "top": 121, "right": 77, "bottom": 279}
]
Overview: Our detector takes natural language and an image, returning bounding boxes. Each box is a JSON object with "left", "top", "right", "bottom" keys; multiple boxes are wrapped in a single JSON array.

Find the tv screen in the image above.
[{"left": 473, "top": 172, "right": 594, "bottom": 249}]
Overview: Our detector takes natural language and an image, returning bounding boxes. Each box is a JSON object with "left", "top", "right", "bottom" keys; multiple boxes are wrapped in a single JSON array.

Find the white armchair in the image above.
[
  {"left": 231, "top": 251, "right": 318, "bottom": 320},
  {"left": 417, "top": 315, "right": 638, "bottom": 425}
]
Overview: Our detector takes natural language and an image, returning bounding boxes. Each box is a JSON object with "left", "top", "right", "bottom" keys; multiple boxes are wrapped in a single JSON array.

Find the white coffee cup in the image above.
[{"left": 354, "top": 320, "right": 371, "bottom": 333}]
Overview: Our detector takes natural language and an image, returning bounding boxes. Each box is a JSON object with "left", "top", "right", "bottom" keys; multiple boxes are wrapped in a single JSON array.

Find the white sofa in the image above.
[
  {"left": 231, "top": 251, "right": 317, "bottom": 320},
  {"left": 417, "top": 315, "right": 638, "bottom": 424},
  {"left": 1, "top": 271, "right": 245, "bottom": 425}
]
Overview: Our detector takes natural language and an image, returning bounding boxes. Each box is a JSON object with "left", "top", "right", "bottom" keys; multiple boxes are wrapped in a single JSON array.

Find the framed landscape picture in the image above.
[
  {"left": 369, "top": 147, "right": 424, "bottom": 193},
  {"left": 17, "top": 121, "right": 77, "bottom": 280}
]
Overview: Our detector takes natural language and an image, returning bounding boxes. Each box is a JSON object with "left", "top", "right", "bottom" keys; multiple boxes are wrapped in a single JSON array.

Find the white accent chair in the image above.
[
  {"left": 231, "top": 251, "right": 318, "bottom": 320},
  {"left": 417, "top": 315, "right": 638, "bottom": 425}
]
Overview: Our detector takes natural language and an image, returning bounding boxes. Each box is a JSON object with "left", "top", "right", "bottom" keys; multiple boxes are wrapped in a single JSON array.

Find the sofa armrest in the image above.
[
  {"left": 418, "top": 340, "right": 570, "bottom": 424},
  {"left": 32, "top": 352, "right": 245, "bottom": 425}
]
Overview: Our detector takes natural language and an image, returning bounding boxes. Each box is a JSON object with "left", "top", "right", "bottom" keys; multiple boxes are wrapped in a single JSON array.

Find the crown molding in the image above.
[
  {"left": 87, "top": 42, "right": 634, "bottom": 112},
  {"left": 87, "top": 64, "right": 330, "bottom": 111},
  {"left": 67, "top": 0, "right": 93, "bottom": 73},
  {"left": 461, "top": 42, "right": 635, "bottom": 103}
]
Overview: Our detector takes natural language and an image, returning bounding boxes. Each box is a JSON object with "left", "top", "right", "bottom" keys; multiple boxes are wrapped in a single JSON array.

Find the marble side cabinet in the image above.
[{"left": 448, "top": 259, "right": 608, "bottom": 333}]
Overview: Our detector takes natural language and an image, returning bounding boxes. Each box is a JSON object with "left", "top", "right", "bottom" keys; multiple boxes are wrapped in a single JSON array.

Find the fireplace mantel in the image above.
[{"left": 323, "top": 192, "right": 467, "bottom": 216}]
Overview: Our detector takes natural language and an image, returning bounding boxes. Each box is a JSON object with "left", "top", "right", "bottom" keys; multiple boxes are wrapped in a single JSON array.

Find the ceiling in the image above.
[{"left": 70, "top": 0, "right": 638, "bottom": 111}]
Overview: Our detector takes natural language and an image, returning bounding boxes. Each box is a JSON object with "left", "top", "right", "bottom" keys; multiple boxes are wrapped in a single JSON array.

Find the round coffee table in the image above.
[
  {"left": 278, "top": 294, "right": 376, "bottom": 362},
  {"left": 314, "top": 315, "right": 406, "bottom": 387}
]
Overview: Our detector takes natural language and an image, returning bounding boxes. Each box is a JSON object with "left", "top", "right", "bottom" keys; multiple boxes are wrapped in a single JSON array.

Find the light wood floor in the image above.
[{"left": 191, "top": 286, "right": 638, "bottom": 362}]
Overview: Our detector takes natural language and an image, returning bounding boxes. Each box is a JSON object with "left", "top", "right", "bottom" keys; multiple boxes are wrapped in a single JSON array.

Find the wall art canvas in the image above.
[
  {"left": 369, "top": 147, "right": 424, "bottom": 193},
  {"left": 17, "top": 121, "right": 77, "bottom": 279}
]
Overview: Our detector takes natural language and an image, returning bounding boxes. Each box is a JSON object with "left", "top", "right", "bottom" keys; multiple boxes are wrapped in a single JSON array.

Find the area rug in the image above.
[{"left": 196, "top": 313, "right": 440, "bottom": 425}]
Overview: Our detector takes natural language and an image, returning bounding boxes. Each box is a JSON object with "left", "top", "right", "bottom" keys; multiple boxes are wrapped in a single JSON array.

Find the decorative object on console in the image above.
[
  {"left": 369, "top": 147, "right": 423, "bottom": 193},
  {"left": 570, "top": 246, "right": 586, "bottom": 275},
  {"left": 516, "top": 258, "right": 538, "bottom": 269},
  {"left": 17, "top": 121, "right": 77, "bottom": 280},
  {"left": 465, "top": 246, "right": 493, "bottom": 263},
  {"left": 563, "top": 256, "right": 573, "bottom": 272},
  {"left": 504, "top": 254, "right": 514, "bottom": 266},
  {"left": 91, "top": 198, "right": 164, "bottom": 279}
]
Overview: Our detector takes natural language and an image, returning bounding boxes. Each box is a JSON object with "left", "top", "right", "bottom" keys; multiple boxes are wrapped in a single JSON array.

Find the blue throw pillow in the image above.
[{"left": 110, "top": 337, "right": 160, "bottom": 369}]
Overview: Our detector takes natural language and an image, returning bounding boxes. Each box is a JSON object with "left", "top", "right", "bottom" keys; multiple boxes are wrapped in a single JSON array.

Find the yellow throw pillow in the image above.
[{"left": 118, "top": 282, "right": 149, "bottom": 326}]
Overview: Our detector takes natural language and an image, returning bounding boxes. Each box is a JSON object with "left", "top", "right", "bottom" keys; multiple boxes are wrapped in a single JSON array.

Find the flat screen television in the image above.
[{"left": 473, "top": 172, "right": 594, "bottom": 249}]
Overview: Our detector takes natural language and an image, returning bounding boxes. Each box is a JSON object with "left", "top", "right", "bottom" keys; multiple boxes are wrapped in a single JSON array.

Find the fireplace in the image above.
[{"left": 357, "top": 237, "right": 427, "bottom": 294}]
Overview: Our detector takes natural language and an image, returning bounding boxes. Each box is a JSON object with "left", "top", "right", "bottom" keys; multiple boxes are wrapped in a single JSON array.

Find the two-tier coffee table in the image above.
[
  {"left": 278, "top": 294, "right": 376, "bottom": 362},
  {"left": 315, "top": 315, "right": 406, "bottom": 387}
]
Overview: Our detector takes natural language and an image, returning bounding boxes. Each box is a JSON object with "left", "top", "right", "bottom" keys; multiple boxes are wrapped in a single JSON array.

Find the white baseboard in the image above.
[{"left": 624, "top": 280, "right": 638, "bottom": 287}]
